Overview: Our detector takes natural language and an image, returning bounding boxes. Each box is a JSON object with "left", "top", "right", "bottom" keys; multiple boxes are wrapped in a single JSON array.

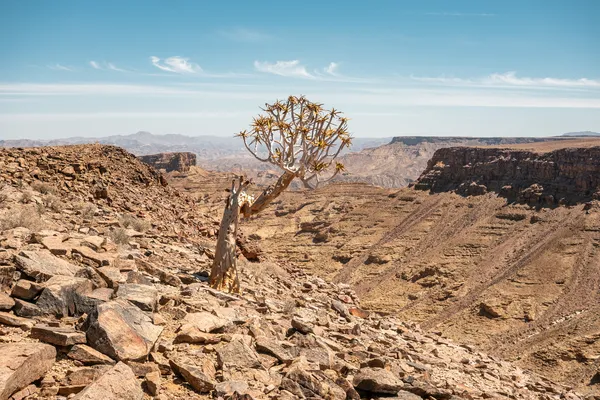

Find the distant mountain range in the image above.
[
  {"left": 561, "top": 131, "right": 600, "bottom": 137},
  {"left": 2, "top": 131, "right": 598, "bottom": 188},
  {"left": 0, "top": 131, "right": 391, "bottom": 161}
]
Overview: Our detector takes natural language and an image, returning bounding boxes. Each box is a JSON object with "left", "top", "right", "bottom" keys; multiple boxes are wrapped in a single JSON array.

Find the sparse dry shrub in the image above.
[
  {"left": 20, "top": 190, "right": 33, "bottom": 204},
  {"left": 42, "top": 194, "right": 65, "bottom": 213},
  {"left": 283, "top": 299, "right": 295, "bottom": 315},
  {"left": 74, "top": 202, "right": 97, "bottom": 219},
  {"left": 119, "top": 214, "right": 151, "bottom": 233},
  {"left": 110, "top": 227, "right": 130, "bottom": 245},
  {"left": 36, "top": 202, "right": 46, "bottom": 215},
  {"left": 32, "top": 181, "right": 58, "bottom": 195},
  {"left": 0, "top": 206, "right": 43, "bottom": 232},
  {"left": 0, "top": 189, "right": 8, "bottom": 208}
]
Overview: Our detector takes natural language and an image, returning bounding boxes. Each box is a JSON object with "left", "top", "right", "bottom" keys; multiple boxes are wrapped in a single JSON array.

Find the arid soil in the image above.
[
  {"left": 1, "top": 144, "right": 585, "bottom": 399},
  {"left": 168, "top": 143, "right": 600, "bottom": 396}
]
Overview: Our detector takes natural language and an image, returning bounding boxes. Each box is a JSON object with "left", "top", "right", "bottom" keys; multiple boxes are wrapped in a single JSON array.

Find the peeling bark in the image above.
[{"left": 209, "top": 178, "right": 250, "bottom": 293}]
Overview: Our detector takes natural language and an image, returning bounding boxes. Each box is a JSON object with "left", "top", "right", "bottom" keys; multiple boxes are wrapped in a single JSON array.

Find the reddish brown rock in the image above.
[
  {"left": 35, "top": 275, "right": 93, "bottom": 317},
  {"left": 0, "top": 293, "right": 14, "bottom": 311},
  {"left": 31, "top": 325, "right": 87, "bottom": 346},
  {"left": 85, "top": 299, "right": 163, "bottom": 361},
  {"left": 72, "top": 362, "right": 143, "bottom": 400},
  {"left": 0, "top": 343, "right": 56, "bottom": 400},
  {"left": 10, "top": 280, "right": 43, "bottom": 300},
  {"left": 14, "top": 250, "right": 84, "bottom": 282},
  {"left": 68, "top": 344, "right": 115, "bottom": 365}
]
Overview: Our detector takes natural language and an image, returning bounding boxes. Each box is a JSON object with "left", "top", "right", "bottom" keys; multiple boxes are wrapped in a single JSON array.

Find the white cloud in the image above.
[
  {"left": 324, "top": 62, "right": 339, "bottom": 76},
  {"left": 150, "top": 56, "right": 202, "bottom": 74},
  {"left": 411, "top": 72, "right": 600, "bottom": 89},
  {"left": 47, "top": 64, "right": 75, "bottom": 72},
  {"left": 218, "top": 28, "right": 271, "bottom": 43},
  {"left": 89, "top": 61, "right": 101, "bottom": 69},
  {"left": 254, "top": 60, "right": 314, "bottom": 79}
]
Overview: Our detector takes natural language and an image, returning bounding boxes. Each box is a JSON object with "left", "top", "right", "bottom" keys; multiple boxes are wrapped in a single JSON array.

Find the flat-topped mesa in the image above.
[
  {"left": 413, "top": 146, "right": 600, "bottom": 206},
  {"left": 389, "top": 136, "right": 556, "bottom": 146},
  {"left": 138, "top": 152, "right": 196, "bottom": 173}
]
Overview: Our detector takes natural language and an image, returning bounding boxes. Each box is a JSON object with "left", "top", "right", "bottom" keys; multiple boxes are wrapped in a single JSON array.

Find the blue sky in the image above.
[{"left": 1, "top": 0, "right": 599, "bottom": 139}]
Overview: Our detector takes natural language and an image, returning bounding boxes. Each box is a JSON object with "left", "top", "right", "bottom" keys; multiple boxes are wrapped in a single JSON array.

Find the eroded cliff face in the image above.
[
  {"left": 414, "top": 146, "right": 600, "bottom": 205},
  {"left": 138, "top": 152, "right": 196, "bottom": 173}
]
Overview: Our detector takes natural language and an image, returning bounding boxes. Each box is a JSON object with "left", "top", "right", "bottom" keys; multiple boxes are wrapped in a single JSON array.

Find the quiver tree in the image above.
[{"left": 209, "top": 95, "right": 352, "bottom": 293}]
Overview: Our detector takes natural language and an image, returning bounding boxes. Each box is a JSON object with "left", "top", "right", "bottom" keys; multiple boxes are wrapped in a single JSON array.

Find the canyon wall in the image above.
[
  {"left": 414, "top": 146, "right": 600, "bottom": 205},
  {"left": 138, "top": 152, "right": 196, "bottom": 173}
]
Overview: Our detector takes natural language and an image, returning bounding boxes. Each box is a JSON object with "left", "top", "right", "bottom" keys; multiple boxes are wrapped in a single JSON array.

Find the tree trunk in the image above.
[
  {"left": 244, "top": 171, "right": 295, "bottom": 217},
  {"left": 209, "top": 178, "right": 248, "bottom": 293},
  {"left": 209, "top": 171, "right": 295, "bottom": 293}
]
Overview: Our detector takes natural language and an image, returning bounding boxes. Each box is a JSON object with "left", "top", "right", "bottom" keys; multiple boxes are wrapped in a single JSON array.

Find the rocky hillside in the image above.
[
  {"left": 139, "top": 152, "right": 197, "bottom": 173},
  {"left": 414, "top": 146, "right": 600, "bottom": 205},
  {"left": 0, "top": 144, "right": 580, "bottom": 399}
]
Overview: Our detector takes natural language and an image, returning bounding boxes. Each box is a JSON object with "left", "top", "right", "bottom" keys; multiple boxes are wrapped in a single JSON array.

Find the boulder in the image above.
[
  {"left": 96, "top": 266, "right": 126, "bottom": 288},
  {"left": 72, "top": 362, "right": 143, "bottom": 400},
  {"left": 116, "top": 284, "right": 157, "bottom": 311},
  {"left": 144, "top": 371, "right": 160, "bottom": 396},
  {"left": 31, "top": 325, "right": 87, "bottom": 346},
  {"left": 0, "top": 312, "right": 33, "bottom": 330},
  {"left": 12, "top": 298, "right": 42, "bottom": 317},
  {"left": 0, "top": 293, "right": 14, "bottom": 311},
  {"left": 352, "top": 367, "right": 403, "bottom": 395},
  {"left": 215, "top": 381, "right": 249, "bottom": 397},
  {"left": 36, "top": 275, "right": 93, "bottom": 317},
  {"left": 14, "top": 250, "right": 84, "bottom": 282},
  {"left": 174, "top": 311, "right": 229, "bottom": 343},
  {"left": 281, "top": 366, "right": 346, "bottom": 399},
  {"left": 217, "top": 339, "right": 262, "bottom": 370},
  {"left": 291, "top": 318, "right": 314, "bottom": 334},
  {"left": 10, "top": 280, "right": 43, "bottom": 300},
  {"left": 73, "top": 288, "right": 114, "bottom": 316},
  {"left": 0, "top": 343, "right": 56, "bottom": 400},
  {"left": 68, "top": 345, "right": 115, "bottom": 365},
  {"left": 169, "top": 357, "right": 216, "bottom": 393},
  {"left": 255, "top": 337, "right": 294, "bottom": 363},
  {"left": 86, "top": 299, "right": 163, "bottom": 361}
]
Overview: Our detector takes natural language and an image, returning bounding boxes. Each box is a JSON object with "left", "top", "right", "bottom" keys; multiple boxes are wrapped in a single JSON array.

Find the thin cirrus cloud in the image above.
[
  {"left": 89, "top": 61, "right": 128, "bottom": 72},
  {"left": 254, "top": 60, "right": 345, "bottom": 80},
  {"left": 411, "top": 72, "right": 600, "bottom": 89},
  {"left": 1, "top": 83, "right": 599, "bottom": 109},
  {"left": 150, "top": 56, "right": 202, "bottom": 74},
  {"left": 254, "top": 60, "right": 314, "bottom": 79},
  {"left": 47, "top": 64, "right": 75, "bottom": 72},
  {"left": 218, "top": 27, "right": 271, "bottom": 43}
]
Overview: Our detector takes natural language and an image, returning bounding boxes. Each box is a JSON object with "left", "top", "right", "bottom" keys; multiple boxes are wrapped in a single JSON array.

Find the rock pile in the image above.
[{"left": 0, "top": 145, "right": 588, "bottom": 399}]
